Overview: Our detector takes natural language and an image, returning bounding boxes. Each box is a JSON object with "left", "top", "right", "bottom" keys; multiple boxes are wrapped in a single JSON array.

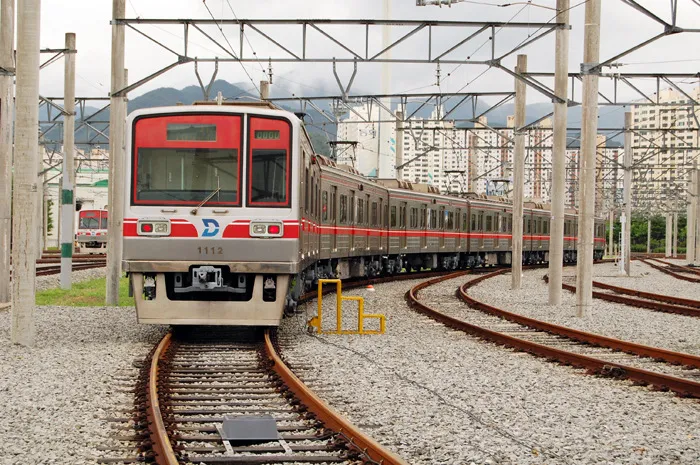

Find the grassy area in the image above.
[{"left": 36, "top": 277, "right": 134, "bottom": 307}]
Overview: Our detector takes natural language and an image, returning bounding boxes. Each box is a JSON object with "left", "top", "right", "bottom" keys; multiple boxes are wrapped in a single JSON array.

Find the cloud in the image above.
[{"left": 36, "top": 0, "right": 700, "bottom": 107}]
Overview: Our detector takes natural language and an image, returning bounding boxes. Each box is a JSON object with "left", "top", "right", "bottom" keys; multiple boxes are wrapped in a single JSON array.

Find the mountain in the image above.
[{"left": 41, "top": 80, "right": 625, "bottom": 151}]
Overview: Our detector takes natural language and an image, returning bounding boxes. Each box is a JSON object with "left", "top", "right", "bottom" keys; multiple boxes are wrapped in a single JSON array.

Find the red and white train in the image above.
[
  {"left": 76, "top": 209, "right": 108, "bottom": 253},
  {"left": 122, "top": 103, "right": 606, "bottom": 326}
]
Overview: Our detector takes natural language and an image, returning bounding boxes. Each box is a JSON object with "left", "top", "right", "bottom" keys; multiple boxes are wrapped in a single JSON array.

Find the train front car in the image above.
[{"left": 122, "top": 105, "right": 301, "bottom": 326}]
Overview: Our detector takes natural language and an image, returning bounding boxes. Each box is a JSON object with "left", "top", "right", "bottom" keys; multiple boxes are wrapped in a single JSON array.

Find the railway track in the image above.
[
  {"left": 101, "top": 328, "right": 407, "bottom": 465},
  {"left": 550, "top": 275, "right": 700, "bottom": 318},
  {"left": 639, "top": 258, "right": 700, "bottom": 283},
  {"left": 35, "top": 261, "right": 107, "bottom": 277},
  {"left": 406, "top": 271, "right": 700, "bottom": 398}
]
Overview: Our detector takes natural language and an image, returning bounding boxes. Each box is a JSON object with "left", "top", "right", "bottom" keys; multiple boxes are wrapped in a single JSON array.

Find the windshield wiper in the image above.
[
  {"left": 191, "top": 174, "right": 223, "bottom": 215},
  {"left": 190, "top": 186, "right": 221, "bottom": 215}
]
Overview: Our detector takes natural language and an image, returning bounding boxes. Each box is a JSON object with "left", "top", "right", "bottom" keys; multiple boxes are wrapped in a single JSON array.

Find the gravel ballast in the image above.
[
  {"left": 468, "top": 262, "right": 700, "bottom": 356},
  {"left": 0, "top": 305, "right": 165, "bottom": 464},
  {"left": 279, "top": 274, "right": 700, "bottom": 465},
  {"left": 36, "top": 266, "right": 107, "bottom": 292}
]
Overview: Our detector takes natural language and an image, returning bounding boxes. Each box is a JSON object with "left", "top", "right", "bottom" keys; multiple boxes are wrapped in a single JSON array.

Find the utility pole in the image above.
[
  {"left": 60, "top": 33, "right": 76, "bottom": 289},
  {"left": 11, "top": 0, "right": 41, "bottom": 346},
  {"left": 687, "top": 163, "right": 696, "bottom": 263},
  {"left": 0, "top": 0, "right": 14, "bottom": 304},
  {"left": 511, "top": 54, "right": 527, "bottom": 290},
  {"left": 547, "top": 0, "right": 569, "bottom": 305},
  {"left": 622, "top": 112, "right": 632, "bottom": 275},
  {"left": 647, "top": 218, "right": 651, "bottom": 254},
  {"left": 575, "top": 0, "right": 601, "bottom": 317},
  {"left": 106, "top": 0, "right": 126, "bottom": 305},
  {"left": 468, "top": 131, "right": 477, "bottom": 191}
]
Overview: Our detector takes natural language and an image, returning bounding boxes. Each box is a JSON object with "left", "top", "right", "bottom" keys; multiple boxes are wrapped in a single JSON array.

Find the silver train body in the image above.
[{"left": 122, "top": 104, "right": 606, "bottom": 326}]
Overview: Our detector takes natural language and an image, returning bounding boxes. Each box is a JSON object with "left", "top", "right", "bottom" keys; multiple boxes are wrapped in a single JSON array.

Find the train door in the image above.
[
  {"left": 365, "top": 193, "right": 371, "bottom": 248},
  {"left": 400, "top": 201, "right": 407, "bottom": 249},
  {"left": 350, "top": 190, "right": 356, "bottom": 252},
  {"left": 455, "top": 208, "right": 461, "bottom": 250},
  {"left": 478, "top": 211, "right": 484, "bottom": 249},
  {"left": 421, "top": 205, "right": 427, "bottom": 248},
  {"left": 439, "top": 206, "right": 446, "bottom": 248},
  {"left": 379, "top": 198, "right": 385, "bottom": 250},
  {"left": 331, "top": 186, "right": 337, "bottom": 251}
]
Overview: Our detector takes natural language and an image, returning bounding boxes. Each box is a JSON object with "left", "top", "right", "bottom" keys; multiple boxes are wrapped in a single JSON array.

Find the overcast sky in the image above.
[{"left": 36, "top": 0, "right": 700, "bottom": 107}]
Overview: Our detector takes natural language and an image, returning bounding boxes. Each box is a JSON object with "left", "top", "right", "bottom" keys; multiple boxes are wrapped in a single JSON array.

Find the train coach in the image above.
[{"left": 122, "top": 102, "right": 605, "bottom": 327}]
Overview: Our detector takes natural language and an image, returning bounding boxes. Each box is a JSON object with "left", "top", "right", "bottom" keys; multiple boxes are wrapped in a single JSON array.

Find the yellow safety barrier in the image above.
[{"left": 307, "top": 279, "right": 386, "bottom": 335}]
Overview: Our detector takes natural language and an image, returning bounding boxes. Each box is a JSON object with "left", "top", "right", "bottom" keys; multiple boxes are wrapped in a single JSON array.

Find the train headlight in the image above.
[
  {"left": 137, "top": 218, "right": 171, "bottom": 236},
  {"left": 249, "top": 220, "right": 283, "bottom": 238}
]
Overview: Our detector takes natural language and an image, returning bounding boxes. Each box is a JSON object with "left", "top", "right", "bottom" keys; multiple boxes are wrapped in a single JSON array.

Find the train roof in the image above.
[{"left": 126, "top": 103, "right": 301, "bottom": 124}]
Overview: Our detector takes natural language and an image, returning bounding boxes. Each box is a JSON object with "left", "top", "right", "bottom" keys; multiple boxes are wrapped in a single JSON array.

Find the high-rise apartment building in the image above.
[{"left": 630, "top": 86, "right": 700, "bottom": 207}]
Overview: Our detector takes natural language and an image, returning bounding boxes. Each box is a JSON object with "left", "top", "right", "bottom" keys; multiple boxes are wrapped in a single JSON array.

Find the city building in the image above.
[{"left": 630, "top": 86, "right": 700, "bottom": 207}]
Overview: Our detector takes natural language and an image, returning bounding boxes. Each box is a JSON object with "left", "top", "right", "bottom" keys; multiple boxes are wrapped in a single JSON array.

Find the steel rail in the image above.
[
  {"left": 147, "top": 332, "right": 180, "bottom": 465},
  {"left": 406, "top": 271, "right": 700, "bottom": 398},
  {"left": 640, "top": 259, "right": 700, "bottom": 283},
  {"left": 590, "top": 280, "right": 700, "bottom": 310},
  {"left": 648, "top": 258, "right": 700, "bottom": 276},
  {"left": 263, "top": 330, "right": 409, "bottom": 465},
  {"left": 553, "top": 276, "right": 700, "bottom": 317}
]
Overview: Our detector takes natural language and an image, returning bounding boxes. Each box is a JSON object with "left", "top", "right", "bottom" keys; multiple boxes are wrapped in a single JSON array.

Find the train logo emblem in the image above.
[{"left": 201, "top": 219, "right": 220, "bottom": 237}]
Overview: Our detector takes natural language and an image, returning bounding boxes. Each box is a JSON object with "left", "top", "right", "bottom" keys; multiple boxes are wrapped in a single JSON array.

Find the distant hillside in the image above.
[{"left": 41, "top": 79, "right": 625, "bottom": 151}]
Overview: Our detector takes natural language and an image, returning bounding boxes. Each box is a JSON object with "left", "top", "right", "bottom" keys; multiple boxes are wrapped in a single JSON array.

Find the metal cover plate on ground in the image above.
[{"left": 220, "top": 415, "right": 279, "bottom": 442}]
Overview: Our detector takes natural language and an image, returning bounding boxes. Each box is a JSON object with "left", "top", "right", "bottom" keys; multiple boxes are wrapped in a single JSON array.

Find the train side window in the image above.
[
  {"left": 322, "top": 191, "right": 328, "bottom": 221},
  {"left": 420, "top": 205, "right": 427, "bottom": 228},
  {"left": 485, "top": 215, "right": 492, "bottom": 232},
  {"left": 471, "top": 213, "right": 476, "bottom": 230},
  {"left": 455, "top": 209, "right": 460, "bottom": 230},
  {"left": 390, "top": 206, "right": 397, "bottom": 227},
  {"left": 478, "top": 213, "right": 483, "bottom": 231},
  {"left": 371, "top": 202, "right": 378, "bottom": 226},
  {"left": 447, "top": 211, "right": 454, "bottom": 230},
  {"left": 400, "top": 205, "right": 407, "bottom": 228},
  {"left": 439, "top": 207, "right": 445, "bottom": 229},
  {"left": 430, "top": 209, "right": 437, "bottom": 229},
  {"left": 462, "top": 213, "right": 467, "bottom": 231},
  {"left": 508, "top": 214, "right": 513, "bottom": 232},
  {"left": 339, "top": 195, "right": 347, "bottom": 224},
  {"left": 544, "top": 219, "right": 549, "bottom": 234},
  {"left": 358, "top": 199, "right": 364, "bottom": 225},
  {"left": 384, "top": 204, "right": 389, "bottom": 227}
]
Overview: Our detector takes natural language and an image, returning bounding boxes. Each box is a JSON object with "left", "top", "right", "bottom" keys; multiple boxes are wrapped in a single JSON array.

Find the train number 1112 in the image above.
[{"left": 197, "top": 246, "right": 223, "bottom": 255}]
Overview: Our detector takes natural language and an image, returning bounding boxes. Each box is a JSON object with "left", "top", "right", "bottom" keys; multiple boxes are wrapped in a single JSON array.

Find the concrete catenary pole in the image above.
[
  {"left": 0, "top": 0, "right": 14, "bottom": 304},
  {"left": 608, "top": 209, "right": 614, "bottom": 256},
  {"left": 511, "top": 54, "right": 527, "bottom": 290},
  {"left": 664, "top": 212, "right": 673, "bottom": 258},
  {"left": 647, "top": 218, "right": 651, "bottom": 254},
  {"left": 575, "top": 0, "right": 601, "bottom": 317},
  {"left": 547, "top": 0, "right": 570, "bottom": 305},
  {"left": 622, "top": 112, "right": 632, "bottom": 275},
  {"left": 106, "top": 0, "right": 126, "bottom": 305},
  {"left": 60, "top": 33, "right": 76, "bottom": 289},
  {"left": 11, "top": 0, "right": 41, "bottom": 346},
  {"left": 672, "top": 210, "right": 678, "bottom": 258},
  {"left": 687, "top": 163, "right": 696, "bottom": 263},
  {"left": 395, "top": 110, "right": 404, "bottom": 180},
  {"left": 259, "top": 80, "right": 269, "bottom": 100},
  {"left": 696, "top": 167, "right": 700, "bottom": 265}
]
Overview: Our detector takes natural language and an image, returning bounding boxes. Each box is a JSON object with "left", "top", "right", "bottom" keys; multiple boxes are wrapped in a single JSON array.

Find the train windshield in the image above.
[
  {"left": 249, "top": 149, "right": 287, "bottom": 204},
  {"left": 135, "top": 148, "right": 239, "bottom": 204},
  {"left": 79, "top": 217, "right": 100, "bottom": 229}
]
